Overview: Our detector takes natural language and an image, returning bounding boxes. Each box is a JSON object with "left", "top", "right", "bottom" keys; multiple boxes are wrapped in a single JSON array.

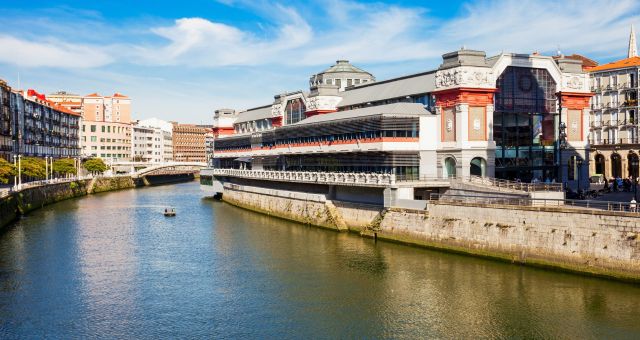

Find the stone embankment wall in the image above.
[
  {"left": 1, "top": 176, "right": 140, "bottom": 230},
  {"left": 221, "top": 186, "right": 640, "bottom": 282},
  {"left": 376, "top": 202, "right": 640, "bottom": 282}
]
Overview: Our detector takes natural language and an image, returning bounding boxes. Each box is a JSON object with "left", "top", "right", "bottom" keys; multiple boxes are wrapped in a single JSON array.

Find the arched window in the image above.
[
  {"left": 594, "top": 154, "right": 606, "bottom": 176},
  {"left": 611, "top": 153, "right": 622, "bottom": 178},
  {"left": 470, "top": 157, "right": 486, "bottom": 177},
  {"left": 443, "top": 157, "right": 457, "bottom": 178},
  {"left": 628, "top": 153, "right": 639, "bottom": 178},
  {"left": 568, "top": 156, "right": 577, "bottom": 180}
]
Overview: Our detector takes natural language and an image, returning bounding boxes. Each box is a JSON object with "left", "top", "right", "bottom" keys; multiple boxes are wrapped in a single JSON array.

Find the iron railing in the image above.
[{"left": 427, "top": 193, "right": 640, "bottom": 214}]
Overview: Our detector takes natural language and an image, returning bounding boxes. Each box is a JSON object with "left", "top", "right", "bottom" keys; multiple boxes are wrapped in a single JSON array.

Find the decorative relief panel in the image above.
[
  {"left": 468, "top": 106, "right": 486, "bottom": 141},
  {"left": 306, "top": 96, "right": 342, "bottom": 112},
  {"left": 435, "top": 67, "right": 494, "bottom": 89},
  {"left": 567, "top": 109, "right": 583, "bottom": 141},
  {"left": 561, "top": 74, "right": 587, "bottom": 91},
  {"left": 441, "top": 107, "right": 456, "bottom": 142}
]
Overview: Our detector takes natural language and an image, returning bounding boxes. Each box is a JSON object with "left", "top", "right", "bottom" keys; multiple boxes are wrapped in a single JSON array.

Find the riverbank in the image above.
[
  {"left": 219, "top": 183, "right": 640, "bottom": 283},
  {"left": 0, "top": 175, "right": 195, "bottom": 231}
]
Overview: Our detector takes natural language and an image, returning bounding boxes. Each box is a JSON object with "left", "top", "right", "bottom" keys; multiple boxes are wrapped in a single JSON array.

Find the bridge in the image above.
[{"left": 129, "top": 162, "right": 207, "bottom": 178}]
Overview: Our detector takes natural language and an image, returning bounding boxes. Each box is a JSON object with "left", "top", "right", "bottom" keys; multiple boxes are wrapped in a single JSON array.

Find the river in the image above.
[{"left": 0, "top": 181, "right": 638, "bottom": 338}]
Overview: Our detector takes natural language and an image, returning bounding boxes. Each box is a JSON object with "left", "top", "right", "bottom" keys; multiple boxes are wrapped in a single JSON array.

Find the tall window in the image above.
[{"left": 285, "top": 98, "right": 305, "bottom": 125}]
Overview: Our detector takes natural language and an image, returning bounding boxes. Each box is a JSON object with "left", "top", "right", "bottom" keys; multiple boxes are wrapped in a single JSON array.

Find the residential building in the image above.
[
  {"left": 80, "top": 93, "right": 132, "bottom": 161},
  {"left": 588, "top": 25, "right": 640, "bottom": 179},
  {"left": 137, "top": 118, "right": 173, "bottom": 162},
  {"left": 132, "top": 124, "right": 162, "bottom": 163},
  {"left": 210, "top": 52, "right": 592, "bottom": 199},
  {"left": 0, "top": 80, "right": 12, "bottom": 160},
  {"left": 172, "top": 123, "right": 207, "bottom": 162},
  {"left": 47, "top": 91, "right": 83, "bottom": 115},
  {"left": 11, "top": 88, "right": 80, "bottom": 158}
]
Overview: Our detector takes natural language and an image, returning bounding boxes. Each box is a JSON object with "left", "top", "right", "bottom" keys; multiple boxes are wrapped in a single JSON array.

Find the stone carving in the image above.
[
  {"left": 566, "top": 76, "right": 584, "bottom": 90},
  {"left": 446, "top": 118, "right": 453, "bottom": 132},
  {"left": 436, "top": 68, "right": 491, "bottom": 89},
  {"left": 473, "top": 118, "right": 481, "bottom": 131},
  {"left": 271, "top": 103, "right": 283, "bottom": 117}
]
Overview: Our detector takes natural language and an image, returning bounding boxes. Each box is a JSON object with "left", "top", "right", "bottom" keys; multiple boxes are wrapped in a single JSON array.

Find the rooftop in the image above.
[
  {"left": 321, "top": 60, "right": 372, "bottom": 75},
  {"left": 589, "top": 56, "right": 640, "bottom": 72}
]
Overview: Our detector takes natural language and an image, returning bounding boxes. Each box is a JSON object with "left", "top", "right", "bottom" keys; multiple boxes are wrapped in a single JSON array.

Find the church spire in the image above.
[{"left": 629, "top": 24, "right": 638, "bottom": 58}]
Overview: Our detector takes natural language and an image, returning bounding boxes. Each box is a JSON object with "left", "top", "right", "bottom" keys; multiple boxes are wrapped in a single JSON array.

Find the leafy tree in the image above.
[
  {"left": 53, "top": 158, "right": 77, "bottom": 176},
  {"left": 83, "top": 158, "right": 108, "bottom": 174},
  {"left": 20, "top": 157, "right": 46, "bottom": 180},
  {"left": 0, "top": 158, "right": 16, "bottom": 184}
]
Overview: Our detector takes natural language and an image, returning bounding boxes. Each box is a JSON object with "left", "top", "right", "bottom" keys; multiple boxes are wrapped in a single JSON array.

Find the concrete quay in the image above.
[{"left": 217, "top": 182, "right": 640, "bottom": 283}]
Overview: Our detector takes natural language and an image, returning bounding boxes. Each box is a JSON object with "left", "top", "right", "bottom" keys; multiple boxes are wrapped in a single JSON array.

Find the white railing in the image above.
[{"left": 211, "top": 168, "right": 397, "bottom": 187}]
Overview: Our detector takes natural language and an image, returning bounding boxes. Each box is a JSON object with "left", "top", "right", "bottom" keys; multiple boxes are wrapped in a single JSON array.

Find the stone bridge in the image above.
[{"left": 131, "top": 162, "right": 207, "bottom": 178}]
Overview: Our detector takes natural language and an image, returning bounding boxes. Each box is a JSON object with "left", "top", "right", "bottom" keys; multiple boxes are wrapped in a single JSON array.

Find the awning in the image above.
[{"left": 234, "top": 157, "right": 252, "bottom": 162}]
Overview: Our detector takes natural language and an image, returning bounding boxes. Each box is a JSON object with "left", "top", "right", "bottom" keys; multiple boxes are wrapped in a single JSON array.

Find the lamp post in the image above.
[
  {"left": 633, "top": 157, "right": 639, "bottom": 201},
  {"left": 45, "top": 156, "right": 49, "bottom": 181},
  {"left": 576, "top": 158, "right": 584, "bottom": 192},
  {"left": 17, "top": 155, "right": 21, "bottom": 189},
  {"left": 558, "top": 121, "right": 567, "bottom": 186},
  {"left": 12, "top": 155, "right": 16, "bottom": 190}
]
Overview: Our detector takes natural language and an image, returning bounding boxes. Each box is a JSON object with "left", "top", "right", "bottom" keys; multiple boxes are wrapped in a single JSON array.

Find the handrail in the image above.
[
  {"left": 428, "top": 193, "right": 640, "bottom": 214},
  {"left": 211, "top": 168, "right": 397, "bottom": 186}
]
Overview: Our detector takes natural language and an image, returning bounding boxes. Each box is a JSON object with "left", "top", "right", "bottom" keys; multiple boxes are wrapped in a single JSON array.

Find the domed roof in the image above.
[{"left": 321, "top": 60, "right": 372, "bottom": 75}]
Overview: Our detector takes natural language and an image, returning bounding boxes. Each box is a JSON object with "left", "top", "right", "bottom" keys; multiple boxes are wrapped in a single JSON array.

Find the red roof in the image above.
[
  {"left": 590, "top": 56, "right": 640, "bottom": 72},
  {"left": 85, "top": 92, "right": 101, "bottom": 97},
  {"left": 112, "top": 93, "right": 128, "bottom": 98},
  {"left": 26, "top": 89, "right": 80, "bottom": 116}
]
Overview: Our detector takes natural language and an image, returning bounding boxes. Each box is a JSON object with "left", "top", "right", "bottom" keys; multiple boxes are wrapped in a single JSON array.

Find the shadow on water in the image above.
[{"left": 0, "top": 182, "right": 637, "bottom": 339}]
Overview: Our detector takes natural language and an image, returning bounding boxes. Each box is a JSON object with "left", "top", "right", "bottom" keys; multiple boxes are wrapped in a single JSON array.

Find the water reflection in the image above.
[{"left": 0, "top": 182, "right": 637, "bottom": 338}]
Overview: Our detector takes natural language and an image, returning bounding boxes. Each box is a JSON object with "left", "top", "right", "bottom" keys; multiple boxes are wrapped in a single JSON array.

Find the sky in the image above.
[{"left": 0, "top": 0, "right": 638, "bottom": 123}]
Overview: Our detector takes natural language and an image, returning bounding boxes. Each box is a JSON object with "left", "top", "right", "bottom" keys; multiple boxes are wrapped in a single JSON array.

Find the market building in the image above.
[{"left": 210, "top": 52, "right": 592, "bottom": 191}]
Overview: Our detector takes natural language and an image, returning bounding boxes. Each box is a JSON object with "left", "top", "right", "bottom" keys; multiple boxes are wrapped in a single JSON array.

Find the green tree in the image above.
[
  {"left": 20, "top": 157, "right": 46, "bottom": 180},
  {"left": 0, "top": 158, "right": 17, "bottom": 184},
  {"left": 53, "top": 158, "right": 77, "bottom": 176},
  {"left": 83, "top": 158, "right": 108, "bottom": 174}
]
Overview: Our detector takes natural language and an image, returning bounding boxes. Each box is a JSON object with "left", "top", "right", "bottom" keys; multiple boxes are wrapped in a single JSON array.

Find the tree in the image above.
[
  {"left": 53, "top": 158, "right": 77, "bottom": 176},
  {"left": 0, "top": 158, "right": 16, "bottom": 184},
  {"left": 20, "top": 157, "right": 46, "bottom": 180},
  {"left": 83, "top": 158, "right": 108, "bottom": 174}
]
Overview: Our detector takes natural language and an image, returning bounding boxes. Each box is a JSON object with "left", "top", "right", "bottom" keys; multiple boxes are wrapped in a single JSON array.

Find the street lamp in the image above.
[
  {"left": 12, "top": 155, "right": 16, "bottom": 190},
  {"left": 17, "top": 155, "right": 22, "bottom": 189},
  {"left": 576, "top": 158, "right": 584, "bottom": 192},
  {"left": 632, "top": 157, "right": 639, "bottom": 201},
  {"left": 558, "top": 122, "right": 567, "bottom": 186}
]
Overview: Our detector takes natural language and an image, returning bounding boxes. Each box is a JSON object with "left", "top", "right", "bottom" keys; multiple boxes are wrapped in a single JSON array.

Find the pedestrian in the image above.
[{"left": 630, "top": 198, "right": 637, "bottom": 212}]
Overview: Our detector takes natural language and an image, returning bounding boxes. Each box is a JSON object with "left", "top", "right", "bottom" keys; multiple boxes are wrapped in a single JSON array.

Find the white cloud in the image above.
[
  {"left": 435, "top": 0, "right": 640, "bottom": 58},
  {"left": 0, "top": 35, "right": 112, "bottom": 68}
]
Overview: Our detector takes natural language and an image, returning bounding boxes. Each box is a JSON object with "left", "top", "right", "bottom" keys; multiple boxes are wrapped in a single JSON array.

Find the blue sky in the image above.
[{"left": 0, "top": 0, "right": 638, "bottom": 123}]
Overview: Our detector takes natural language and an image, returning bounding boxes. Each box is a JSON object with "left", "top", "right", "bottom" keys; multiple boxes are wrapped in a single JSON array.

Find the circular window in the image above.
[{"left": 518, "top": 74, "right": 533, "bottom": 92}]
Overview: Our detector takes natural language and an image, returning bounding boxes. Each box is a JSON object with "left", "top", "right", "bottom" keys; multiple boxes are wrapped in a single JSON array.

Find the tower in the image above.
[{"left": 629, "top": 24, "right": 638, "bottom": 58}]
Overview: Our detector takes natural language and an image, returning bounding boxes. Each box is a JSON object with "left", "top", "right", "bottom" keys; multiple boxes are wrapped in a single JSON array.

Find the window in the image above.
[
  {"left": 91, "top": 125, "right": 96, "bottom": 132},
  {"left": 101, "top": 126, "right": 105, "bottom": 133},
  {"left": 91, "top": 136, "right": 97, "bottom": 142}
]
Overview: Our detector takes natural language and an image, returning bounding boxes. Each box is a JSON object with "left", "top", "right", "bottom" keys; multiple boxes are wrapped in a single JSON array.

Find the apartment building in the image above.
[
  {"left": 588, "top": 25, "right": 640, "bottom": 179},
  {"left": 172, "top": 123, "right": 207, "bottom": 162},
  {"left": 80, "top": 93, "right": 132, "bottom": 161}
]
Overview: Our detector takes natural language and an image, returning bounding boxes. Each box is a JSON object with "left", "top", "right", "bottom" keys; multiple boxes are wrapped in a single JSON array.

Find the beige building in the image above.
[
  {"left": 80, "top": 93, "right": 132, "bottom": 161},
  {"left": 589, "top": 25, "right": 640, "bottom": 179},
  {"left": 172, "top": 123, "right": 206, "bottom": 162}
]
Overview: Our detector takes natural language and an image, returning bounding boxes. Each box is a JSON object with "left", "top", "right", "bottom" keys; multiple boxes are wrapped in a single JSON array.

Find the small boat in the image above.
[{"left": 163, "top": 208, "right": 176, "bottom": 217}]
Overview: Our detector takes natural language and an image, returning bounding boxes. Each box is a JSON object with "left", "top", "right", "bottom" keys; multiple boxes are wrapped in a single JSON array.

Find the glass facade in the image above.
[{"left": 494, "top": 67, "right": 558, "bottom": 182}]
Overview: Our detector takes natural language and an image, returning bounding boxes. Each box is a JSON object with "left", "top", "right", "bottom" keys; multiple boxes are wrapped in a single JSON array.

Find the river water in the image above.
[{"left": 0, "top": 181, "right": 639, "bottom": 338}]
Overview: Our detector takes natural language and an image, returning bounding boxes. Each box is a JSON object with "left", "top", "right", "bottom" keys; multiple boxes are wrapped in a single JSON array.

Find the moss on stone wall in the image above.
[{"left": 1, "top": 176, "right": 143, "bottom": 231}]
